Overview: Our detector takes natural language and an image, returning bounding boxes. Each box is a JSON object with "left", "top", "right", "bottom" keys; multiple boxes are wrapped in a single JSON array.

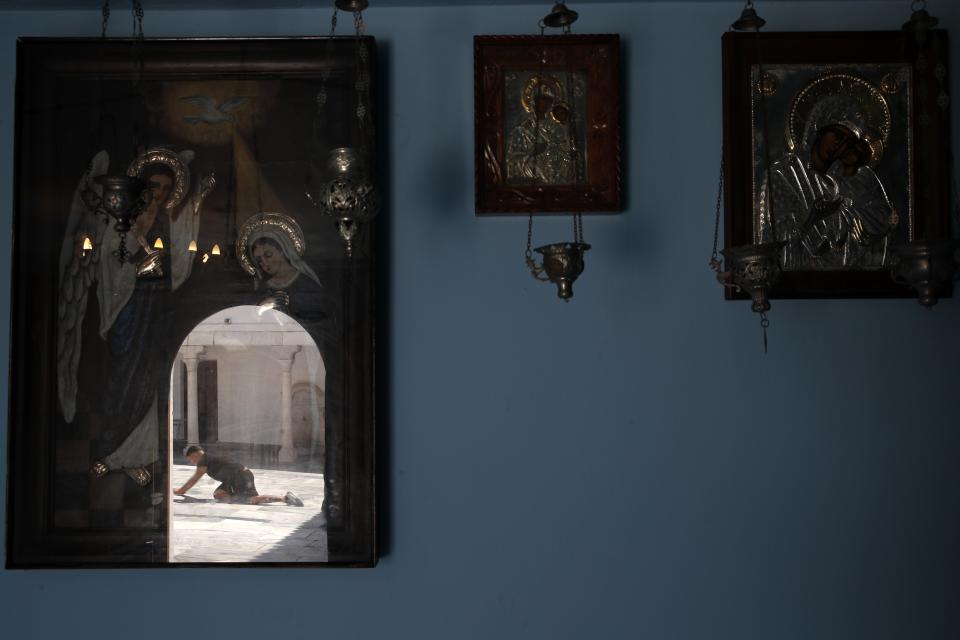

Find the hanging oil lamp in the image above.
[
  {"left": 96, "top": 174, "right": 148, "bottom": 263},
  {"left": 523, "top": 2, "right": 593, "bottom": 301},
  {"left": 711, "top": 1, "right": 780, "bottom": 350},
  {"left": 888, "top": 0, "right": 959, "bottom": 306},
  {"left": 890, "top": 239, "right": 959, "bottom": 306},
  {"left": 92, "top": 0, "right": 149, "bottom": 265},
  {"left": 307, "top": 0, "right": 381, "bottom": 257},
  {"left": 309, "top": 147, "right": 380, "bottom": 257},
  {"left": 526, "top": 214, "right": 590, "bottom": 301}
]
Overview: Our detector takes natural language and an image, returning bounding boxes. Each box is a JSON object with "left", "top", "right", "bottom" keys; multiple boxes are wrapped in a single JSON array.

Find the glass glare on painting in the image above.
[
  {"left": 170, "top": 306, "right": 327, "bottom": 563},
  {"left": 7, "top": 38, "right": 377, "bottom": 567}
]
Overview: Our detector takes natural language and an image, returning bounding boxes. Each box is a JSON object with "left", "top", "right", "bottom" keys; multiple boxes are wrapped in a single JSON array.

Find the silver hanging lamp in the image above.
[
  {"left": 307, "top": 0, "right": 381, "bottom": 257},
  {"left": 92, "top": 0, "right": 150, "bottom": 264},
  {"left": 711, "top": 1, "right": 780, "bottom": 350},
  {"left": 523, "top": 2, "right": 592, "bottom": 301},
  {"left": 889, "top": 0, "right": 959, "bottom": 306}
]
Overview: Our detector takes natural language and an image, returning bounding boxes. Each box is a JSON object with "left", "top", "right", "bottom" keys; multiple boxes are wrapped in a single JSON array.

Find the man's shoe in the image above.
[{"left": 284, "top": 491, "right": 304, "bottom": 507}]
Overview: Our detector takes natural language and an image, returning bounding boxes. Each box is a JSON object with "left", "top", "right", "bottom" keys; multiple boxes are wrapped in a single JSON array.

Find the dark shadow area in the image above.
[{"left": 374, "top": 37, "right": 393, "bottom": 561}]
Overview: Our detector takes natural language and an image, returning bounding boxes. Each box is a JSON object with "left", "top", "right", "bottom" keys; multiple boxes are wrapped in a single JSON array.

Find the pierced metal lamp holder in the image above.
[
  {"left": 308, "top": 147, "right": 380, "bottom": 257},
  {"left": 714, "top": 243, "right": 782, "bottom": 314},
  {"left": 95, "top": 174, "right": 148, "bottom": 264}
]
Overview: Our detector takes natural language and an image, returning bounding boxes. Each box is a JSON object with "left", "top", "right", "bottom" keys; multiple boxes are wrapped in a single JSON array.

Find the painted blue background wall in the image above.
[{"left": 1, "top": 1, "right": 959, "bottom": 638}]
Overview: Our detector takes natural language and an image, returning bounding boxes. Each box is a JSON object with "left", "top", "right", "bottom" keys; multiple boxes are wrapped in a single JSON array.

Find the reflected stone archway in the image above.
[{"left": 168, "top": 305, "right": 328, "bottom": 563}]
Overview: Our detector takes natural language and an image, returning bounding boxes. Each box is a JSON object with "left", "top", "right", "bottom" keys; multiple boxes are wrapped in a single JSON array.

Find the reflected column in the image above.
[
  {"left": 274, "top": 345, "right": 302, "bottom": 464},
  {"left": 180, "top": 346, "right": 205, "bottom": 446}
]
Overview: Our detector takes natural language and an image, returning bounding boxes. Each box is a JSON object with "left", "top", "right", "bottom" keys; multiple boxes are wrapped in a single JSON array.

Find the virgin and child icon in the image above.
[{"left": 756, "top": 71, "right": 906, "bottom": 271}]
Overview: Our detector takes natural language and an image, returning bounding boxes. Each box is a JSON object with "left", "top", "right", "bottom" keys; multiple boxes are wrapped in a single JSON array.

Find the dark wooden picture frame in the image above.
[
  {"left": 7, "top": 37, "right": 377, "bottom": 567},
  {"left": 474, "top": 34, "right": 621, "bottom": 215},
  {"left": 722, "top": 30, "right": 951, "bottom": 299}
]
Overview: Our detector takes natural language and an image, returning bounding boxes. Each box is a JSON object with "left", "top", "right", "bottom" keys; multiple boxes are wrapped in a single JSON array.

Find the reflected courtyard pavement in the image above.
[{"left": 170, "top": 464, "right": 327, "bottom": 563}]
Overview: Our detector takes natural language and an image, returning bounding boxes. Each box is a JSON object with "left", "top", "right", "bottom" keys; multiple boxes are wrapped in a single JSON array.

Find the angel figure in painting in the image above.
[
  {"left": 760, "top": 74, "right": 898, "bottom": 270},
  {"left": 57, "top": 148, "right": 215, "bottom": 485},
  {"left": 236, "top": 212, "right": 321, "bottom": 313}
]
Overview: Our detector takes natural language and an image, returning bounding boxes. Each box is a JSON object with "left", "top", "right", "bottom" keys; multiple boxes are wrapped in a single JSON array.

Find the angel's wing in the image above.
[
  {"left": 57, "top": 151, "right": 109, "bottom": 423},
  {"left": 219, "top": 96, "right": 251, "bottom": 113},
  {"left": 178, "top": 94, "right": 217, "bottom": 111}
]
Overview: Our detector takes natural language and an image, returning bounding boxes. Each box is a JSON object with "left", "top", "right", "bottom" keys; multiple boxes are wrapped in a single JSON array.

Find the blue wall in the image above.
[{"left": 2, "top": 1, "right": 959, "bottom": 638}]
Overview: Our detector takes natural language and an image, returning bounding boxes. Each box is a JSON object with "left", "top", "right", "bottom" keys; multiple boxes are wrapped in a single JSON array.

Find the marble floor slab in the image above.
[{"left": 170, "top": 464, "right": 327, "bottom": 563}]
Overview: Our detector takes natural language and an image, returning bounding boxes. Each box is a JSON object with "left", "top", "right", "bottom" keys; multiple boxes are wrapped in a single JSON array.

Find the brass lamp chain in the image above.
[
  {"left": 710, "top": 147, "right": 724, "bottom": 269},
  {"left": 353, "top": 9, "right": 369, "bottom": 132},
  {"left": 133, "top": 0, "right": 144, "bottom": 39},
  {"left": 526, "top": 214, "right": 534, "bottom": 259},
  {"left": 101, "top": 1, "right": 110, "bottom": 37},
  {"left": 101, "top": 1, "right": 144, "bottom": 38},
  {"left": 525, "top": 213, "right": 548, "bottom": 281},
  {"left": 316, "top": 8, "right": 338, "bottom": 111}
]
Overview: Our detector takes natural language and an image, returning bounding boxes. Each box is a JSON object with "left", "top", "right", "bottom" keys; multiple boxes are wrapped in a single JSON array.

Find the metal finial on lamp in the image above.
[
  {"left": 902, "top": 0, "right": 938, "bottom": 32},
  {"left": 543, "top": 3, "right": 578, "bottom": 30},
  {"left": 731, "top": 0, "right": 766, "bottom": 32}
]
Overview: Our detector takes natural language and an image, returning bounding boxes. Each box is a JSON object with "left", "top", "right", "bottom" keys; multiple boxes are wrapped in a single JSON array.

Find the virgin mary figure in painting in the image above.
[
  {"left": 504, "top": 72, "right": 586, "bottom": 186},
  {"left": 237, "top": 212, "right": 322, "bottom": 312},
  {"left": 760, "top": 74, "right": 898, "bottom": 270},
  {"left": 56, "top": 148, "right": 215, "bottom": 484}
]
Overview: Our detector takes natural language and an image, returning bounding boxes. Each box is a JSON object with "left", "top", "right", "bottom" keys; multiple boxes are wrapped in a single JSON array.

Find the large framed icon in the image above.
[
  {"left": 6, "top": 37, "right": 378, "bottom": 567},
  {"left": 722, "top": 30, "right": 951, "bottom": 299}
]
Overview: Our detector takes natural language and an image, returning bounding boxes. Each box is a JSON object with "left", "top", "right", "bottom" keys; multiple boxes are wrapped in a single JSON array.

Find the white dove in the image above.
[{"left": 179, "top": 95, "right": 251, "bottom": 125}]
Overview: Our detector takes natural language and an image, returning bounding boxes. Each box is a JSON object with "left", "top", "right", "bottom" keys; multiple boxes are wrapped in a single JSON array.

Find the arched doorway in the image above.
[{"left": 168, "top": 305, "right": 328, "bottom": 563}]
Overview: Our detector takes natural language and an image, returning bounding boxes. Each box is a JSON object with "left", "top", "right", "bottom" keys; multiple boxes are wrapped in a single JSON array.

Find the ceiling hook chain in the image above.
[
  {"left": 133, "top": 0, "right": 145, "bottom": 39},
  {"left": 101, "top": 0, "right": 110, "bottom": 37}
]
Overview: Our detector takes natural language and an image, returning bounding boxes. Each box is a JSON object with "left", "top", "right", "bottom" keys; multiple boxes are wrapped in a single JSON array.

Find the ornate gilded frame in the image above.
[
  {"left": 722, "top": 30, "right": 951, "bottom": 299},
  {"left": 474, "top": 34, "right": 621, "bottom": 215}
]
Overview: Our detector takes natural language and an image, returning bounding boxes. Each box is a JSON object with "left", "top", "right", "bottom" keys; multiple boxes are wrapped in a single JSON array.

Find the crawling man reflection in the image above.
[{"left": 174, "top": 445, "right": 304, "bottom": 506}]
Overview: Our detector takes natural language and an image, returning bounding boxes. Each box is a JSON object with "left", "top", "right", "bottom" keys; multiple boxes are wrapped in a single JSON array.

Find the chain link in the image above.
[
  {"left": 316, "top": 8, "right": 339, "bottom": 111},
  {"left": 760, "top": 312, "right": 770, "bottom": 354},
  {"left": 526, "top": 214, "right": 534, "bottom": 258},
  {"left": 133, "top": 0, "right": 144, "bottom": 38},
  {"left": 353, "top": 10, "right": 369, "bottom": 130},
  {"left": 710, "top": 146, "right": 724, "bottom": 266},
  {"left": 101, "top": 0, "right": 110, "bottom": 37}
]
